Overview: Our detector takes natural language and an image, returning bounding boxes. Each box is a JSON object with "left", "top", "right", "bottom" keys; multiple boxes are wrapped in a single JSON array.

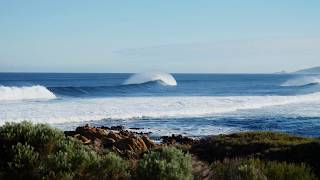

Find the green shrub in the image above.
[
  {"left": 0, "top": 121, "right": 127, "bottom": 179},
  {"left": 0, "top": 121, "right": 64, "bottom": 150},
  {"left": 211, "top": 159, "right": 266, "bottom": 180},
  {"left": 135, "top": 147, "right": 193, "bottom": 180},
  {"left": 7, "top": 143, "right": 40, "bottom": 178},
  {"left": 43, "top": 138, "right": 101, "bottom": 178},
  {"left": 83, "top": 152, "right": 129, "bottom": 180},
  {"left": 211, "top": 159, "right": 317, "bottom": 180},
  {"left": 259, "top": 160, "right": 317, "bottom": 180},
  {"left": 191, "top": 132, "right": 320, "bottom": 177},
  {"left": 191, "top": 131, "right": 317, "bottom": 163}
]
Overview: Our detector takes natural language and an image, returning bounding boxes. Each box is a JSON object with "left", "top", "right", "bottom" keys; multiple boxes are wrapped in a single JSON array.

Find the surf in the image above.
[
  {"left": 281, "top": 76, "right": 320, "bottom": 87},
  {"left": 0, "top": 85, "right": 56, "bottom": 101},
  {"left": 2, "top": 92, "right": 320, "bottom": 124},
  {"left": 123, "top": 72, "right": 177, "bottom": 86}
]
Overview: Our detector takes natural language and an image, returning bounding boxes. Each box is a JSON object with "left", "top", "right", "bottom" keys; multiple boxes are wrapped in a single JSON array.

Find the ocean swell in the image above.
[
  {"left": 0, "top": 85, "right": 56, "bottom": 101},
  {"left": 281, "top": 76, "right": 320, "bottom": 87},
  {"left": 123, "top": 72, "right": 177, "bottom": 86}
]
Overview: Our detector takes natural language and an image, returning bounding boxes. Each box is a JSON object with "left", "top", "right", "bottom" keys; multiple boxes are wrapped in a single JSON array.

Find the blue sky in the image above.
[{"left": 0, "top": 1, "right": 319, "bottom": 73}]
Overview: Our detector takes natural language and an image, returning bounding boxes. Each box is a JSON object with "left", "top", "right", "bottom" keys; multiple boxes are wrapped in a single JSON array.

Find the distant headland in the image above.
[{"left": 293, "top": 66, "right": 320, "bottom": 74}]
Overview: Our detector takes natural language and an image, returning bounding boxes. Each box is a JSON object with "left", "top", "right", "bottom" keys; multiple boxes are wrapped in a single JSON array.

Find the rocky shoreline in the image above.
[
  {"left": 64, "top": 124, "right": 198, "bottom": 158},
  {"left": 64, "top": 124, "right": 320, "bottom": 179},
  {"left": 1, "top": 121, "right": 319, "bottom": 179}
]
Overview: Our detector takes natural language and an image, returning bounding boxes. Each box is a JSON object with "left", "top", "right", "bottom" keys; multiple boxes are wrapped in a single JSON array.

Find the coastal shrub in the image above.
[
  {"left": 191, "top": 131, "right": 316, "bottom": 163},
  {"left": 260, "top": 160, "right": 317, "bottom": 180},
  {"left": 191, "top": 131, "right": 320, "bottom": 177},
  {"left": 135, "top": 147, "right": 193, "bottom": 180},
  {"left": 211, "top": 159, "right": 266, "bottom": 180},
  {"left": 0, "top": 121, "right": 128, "bottom": 179},
  {"left": 7, "top": 143, "right": 40, "bottom": 179},
  {"left": 83, "top": 152, "right": 129, "bottom": 180},
  {"left": 211, "top": 159, "right": 317, "bottom": 180},
  {"left": 43, "top": 138, "right": 101, "bottom": 178}
]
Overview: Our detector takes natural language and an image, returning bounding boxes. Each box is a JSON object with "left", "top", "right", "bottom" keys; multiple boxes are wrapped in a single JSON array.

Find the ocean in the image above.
[{"left": 1, "top": 72, "right": 320, "bottom": 138}]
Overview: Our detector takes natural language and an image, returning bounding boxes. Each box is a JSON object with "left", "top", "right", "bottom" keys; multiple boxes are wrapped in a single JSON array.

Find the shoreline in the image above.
[{"left": 1, "top": 121, "right": 319, "bottom": 179}]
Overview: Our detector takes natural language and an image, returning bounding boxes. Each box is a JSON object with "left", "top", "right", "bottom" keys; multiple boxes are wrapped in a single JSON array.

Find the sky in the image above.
[{"left": 0, "top": 0, "right": 319, "bottom": 73}]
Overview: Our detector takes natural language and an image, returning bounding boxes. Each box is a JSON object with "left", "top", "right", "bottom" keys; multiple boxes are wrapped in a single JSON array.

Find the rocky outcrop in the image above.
[
  {"left": 65, "top": 124, "right": 155, "bottom": 158},
  {"left": 161, "top": 134, "right": 198, "bottom": 145}
]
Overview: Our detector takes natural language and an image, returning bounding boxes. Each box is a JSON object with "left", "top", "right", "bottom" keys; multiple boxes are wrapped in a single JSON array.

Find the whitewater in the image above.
[
  {"left": 1, "top": 92, "right": 320, "bottom": 124},
  {"left": 0, "top": 85, "right": 56, "bottom": 101}
]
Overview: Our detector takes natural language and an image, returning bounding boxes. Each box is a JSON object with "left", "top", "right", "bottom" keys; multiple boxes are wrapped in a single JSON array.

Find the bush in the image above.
[
  {"left": 83, "top": 152, "right": 129, "bottom": 180},
  {"left": 0, "top": 121, "right": 128, "bottom": 179},
  {"left": 135, "top": 147, "right": 193, "bottom": 180},
  {"left": 191, "top": 131, "right": 317, "bottom": 163},
  {"left": 260, "top": 160, "right": 317, "bottom": 180},
  {"left": 191, "top": 132, "right": 320, "bottom": 177},
  {"left": 7, "top": 143, "right": 40, "bottom": 179},
  {"left": 211, "top": 159, "right": 317, "bottom": 180},
  {"left": 211, "top": 159, "right": 266, "bottom": 180}
]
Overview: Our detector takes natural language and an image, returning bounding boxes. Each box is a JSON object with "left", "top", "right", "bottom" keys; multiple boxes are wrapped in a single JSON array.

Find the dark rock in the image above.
[
  {"left": 129, "top": 127, "right": 143, "bottom": 130},
  {"left": 64, "top": 131, "right": 77, "bottom": 137},
  {"left": 110, "top": 125, "right": 125, "bottom": 131},
  {"left": 161, "top": 134, "right": 197, "bottom": 145},
  {"left": 102, "top": 137, "right": 116, "bottom": 147}
]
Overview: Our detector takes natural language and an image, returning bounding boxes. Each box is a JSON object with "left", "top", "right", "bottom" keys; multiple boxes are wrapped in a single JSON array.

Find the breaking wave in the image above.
[
  {"left": 281, "top": 76, "right": 320, "bottom": 87},
  {"left": 2, "top": 92, "right": 320, "bottom": 124},
  {"left": 123, "top": 72, "right": 177, "bottom": 86},
  {"left": 0, "top": 85, "right": 56, "bottom": 101}
]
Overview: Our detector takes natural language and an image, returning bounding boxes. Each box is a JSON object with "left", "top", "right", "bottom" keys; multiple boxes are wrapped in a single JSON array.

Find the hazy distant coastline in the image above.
[{"left": 293, "top": 66, "right": 320, "bottom": 74}]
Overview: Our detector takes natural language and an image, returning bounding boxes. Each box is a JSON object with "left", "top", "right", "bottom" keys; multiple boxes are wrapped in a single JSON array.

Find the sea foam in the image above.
[
  {"left": 123, "top": 72, "right": 177, "bottom": 86},
  {"left": 1, "top": 92, "right": 320, "bottom": 125},
  {"left": 0, "top": 85, "right": 56, "bottom": 101}
]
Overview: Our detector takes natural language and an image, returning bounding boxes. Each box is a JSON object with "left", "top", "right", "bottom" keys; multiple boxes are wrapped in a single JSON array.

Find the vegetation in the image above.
[
  {"left": 0, "top": 121, "right": 128, "bottom": 179},
  {"left": 211, "top": 158, "right": 317, "bottom": 180},
  {"left": 135, "top": 147, "right": 193, "bottom": 180},
  {"left": 0, "top": 122, "right": 319, "bottom": 180},
  {"left": 191, "top": 131, "right": 320, "bottom": 177}
]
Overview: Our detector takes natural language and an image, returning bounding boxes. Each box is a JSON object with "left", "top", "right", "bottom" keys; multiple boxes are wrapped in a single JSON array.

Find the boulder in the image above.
[
  {"left": 161, "top": 134, "right": 197, "bottom": 145},
  {"left": 102, "top": 137, "right": 116, "bottom": 148},
  {"left": 142, "top": 135, "right": 156, "bottom": 149},
  {"left": 106, "top": 131, "right": 122, "bottom": 141},
  {"left": 110, "top": 125, "right": 125, "bottom": 131},
  {"left": 114, "top": 136, "right": 148, "bottom": 152}
]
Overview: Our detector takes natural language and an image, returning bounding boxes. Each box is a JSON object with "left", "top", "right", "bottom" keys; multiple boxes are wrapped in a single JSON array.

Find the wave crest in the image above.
[
  {"left": 281, "top": 76, "right": 320, "bottom": 87},
  {"left": 0, "top": 85, "right": 56, "bottom": 101},
  {"left": 123, "top": 72, "right": 177, "bottom": 86}
]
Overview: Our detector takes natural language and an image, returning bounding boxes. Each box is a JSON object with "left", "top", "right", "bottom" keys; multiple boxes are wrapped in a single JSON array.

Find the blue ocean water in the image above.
[{"left": 1, "top": 73, "right": 320, "bottom": 137}]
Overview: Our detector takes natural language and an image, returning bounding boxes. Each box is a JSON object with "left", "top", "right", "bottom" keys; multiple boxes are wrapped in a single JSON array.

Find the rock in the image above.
[
  {"left": 102, "top": 137, "right": 116, "bottom": 147},
  {"left": 96, "top": 128, "right": 108, "bottom": 136},
  {"left": 64, "top": 131, "right": 77, "bottom": 137},
  {"left": 75, "top": 124, "right": 108, "bottom": 140},
  {"left": 106, "top": 131, "right": 122, "bottom": 141},
  {"left": 74, "top": 134, "right": 91, "bottom": 144},
  {"left": 161, "top": 134, "right": 197, "bottom": 145},
  {"left": 110, "top": 125, "right": 125, "bottom": 131},
  {"left": 114, "top": 136, "right": 148, "bottom": 152},
  {"left": 65, "top": 124, "right": 158, "bottom": 158},
  {"left": 129, "top": 127, "right": 143, "bottom": 130},
  {"left": 142, "top": 135, "right": 156, "bottom": 149},
  {"left": 93, "top": 138, "right": 103, "bottom": 153}
]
